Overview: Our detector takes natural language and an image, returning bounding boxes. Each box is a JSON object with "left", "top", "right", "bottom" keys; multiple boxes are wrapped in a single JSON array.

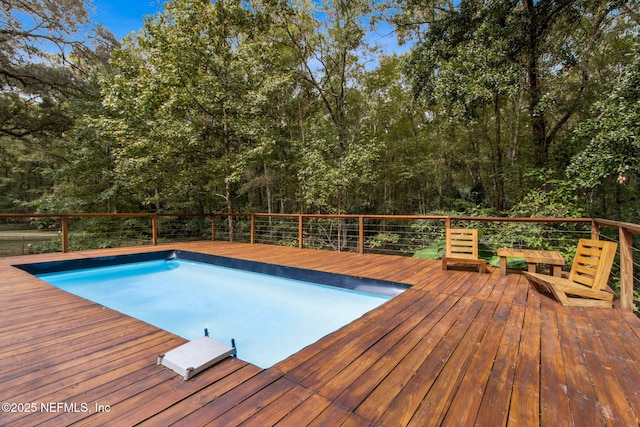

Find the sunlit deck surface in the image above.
[{"left": 2, "top": 241, "right": 640, "bottom": 426}]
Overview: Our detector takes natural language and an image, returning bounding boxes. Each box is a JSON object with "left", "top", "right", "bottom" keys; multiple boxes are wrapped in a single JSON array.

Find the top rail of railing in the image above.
[{"left": 0, "top": 211, "right": 607, "bottom": 226}]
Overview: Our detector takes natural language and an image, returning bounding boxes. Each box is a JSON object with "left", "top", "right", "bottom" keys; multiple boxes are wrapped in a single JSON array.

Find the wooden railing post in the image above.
[
  {"left": 359, "top": 216, "right": 364, "bottom": 254},
  {"left": 619, "top": 226, "right": 634, "bottom": 312},
  {"left": 591, "top": 220, "right": 600, "bottom": 240},
  {"left": 61, "top": 215, "right": 69, "bottom": 253},
  {"left": 151, "top": 214, "right": 158, "bottom": 246},
  {"left": 211, "top": 215, "right": 216, "bottom": 241},
  {"left": 298, "top": 215, "right": 303, "bottom": 249},
  {"left": 250, "top": 214, "right": 256, "bottom": 244}
]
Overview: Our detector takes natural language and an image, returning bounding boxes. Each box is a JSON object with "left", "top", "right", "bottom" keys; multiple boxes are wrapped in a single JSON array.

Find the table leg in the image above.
[
  {"left": 527, "top": 263, "right": 537, "bottom": 273},
  {"left": 499, "top": 256, "right": 507, "bottom": 276},
  {"left": 550, "top": 265, "right": 562, "bottom": 277}
]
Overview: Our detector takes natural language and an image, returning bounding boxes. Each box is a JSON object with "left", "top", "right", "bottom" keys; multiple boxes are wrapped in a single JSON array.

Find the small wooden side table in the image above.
[{"left": 497, "top": 248, "right": 565, "bottom": 277}]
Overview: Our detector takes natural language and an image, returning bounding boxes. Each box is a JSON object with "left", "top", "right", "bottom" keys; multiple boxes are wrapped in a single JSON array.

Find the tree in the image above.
[
  {"left": 405, "top": 0, "right": 637, "bottom": 167},
  {"left": 400, "top": 0, "right": 638, "bottom": 211},
  {"left": 406, "top": 1, "right": 524, "bottom": 210},
  {"left": 278, "top": 0, "right": 383, "bottom": 214},
  {"left": 568, "top": 41, "right": 640, "bottom": 219},
  {"left": 0, "top": 0, "right": 117, "bottom": 210},
  {"left": 97, "top": 0, "right": 294, "bottom": 233},
  {"left": 359, "top": 54, "right": 437, "bottom": 214},
  {"left": 0, "top": 0, "right": 116, "bottom": 139}
]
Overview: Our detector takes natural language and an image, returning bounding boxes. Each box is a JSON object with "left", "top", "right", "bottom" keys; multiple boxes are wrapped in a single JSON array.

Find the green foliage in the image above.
[
  {"left": 367, "top": 232, "right": 401, "bottom": 249},
  {"left": 510, "top": 169, "right": 586, "bottom": 219},
  {"left": 413, "top": 239, "right": 444, "bottom": 259},
  {"left": 281, "top": 0, "right": 385, "bottom": 214},
  {"left": 91, "top": 0, "right": 297, "bottom": 213},
  {"left": 3, "top": 0, "right": 640, "bottom": 227},
  {"left": 568, "top": 42, "right": 640, "bottom": 190},
  {"left": 407, "top": 0, "right": 523, "bottom": 123},
  {"left": 405, "top": 0, "right": 638, "bottom": 212},
  {"left": 488, "top": 256, "right": 527, "bottom": 270},
  {"left": 0, "top": 1, "right": 117, "bottom": 212}
]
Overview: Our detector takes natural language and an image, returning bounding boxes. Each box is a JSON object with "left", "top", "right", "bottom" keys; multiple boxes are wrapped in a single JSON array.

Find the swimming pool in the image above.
[{"left": 18, "top": 251, "right": 409, "bottom": 368}]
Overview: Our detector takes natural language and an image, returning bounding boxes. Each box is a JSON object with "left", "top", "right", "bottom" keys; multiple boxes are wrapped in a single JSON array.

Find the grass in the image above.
[{"left": 0, "top": 229, "right": 59, "bottom": 256}]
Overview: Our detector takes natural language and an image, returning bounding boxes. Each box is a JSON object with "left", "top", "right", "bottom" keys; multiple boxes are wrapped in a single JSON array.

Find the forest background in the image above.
[{"left": 2, "top": 0, "right": 639, "bottom": 224}]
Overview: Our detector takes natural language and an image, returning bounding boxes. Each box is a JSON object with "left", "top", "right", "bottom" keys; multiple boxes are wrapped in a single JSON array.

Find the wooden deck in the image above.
[{"left": 1, "top": 241, "right": 640, "bottom": 426}]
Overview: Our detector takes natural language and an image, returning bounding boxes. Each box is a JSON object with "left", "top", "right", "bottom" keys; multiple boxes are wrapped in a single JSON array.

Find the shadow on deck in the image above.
[{"left": 1, "top": 241, "right": 639, "bottom": 426}]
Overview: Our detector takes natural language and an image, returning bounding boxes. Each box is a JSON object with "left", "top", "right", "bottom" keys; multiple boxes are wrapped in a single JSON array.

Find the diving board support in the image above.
[{"left": 158, "top": 336, "right": 236, "bottom": 380}]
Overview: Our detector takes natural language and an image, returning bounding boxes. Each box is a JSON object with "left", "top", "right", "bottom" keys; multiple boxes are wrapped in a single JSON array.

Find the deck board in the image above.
[
  {"left": 540, "top": 303, "right": 573, "bottom": 427},
  {"left": 474, "top": 303, "right": 524, "bottom": 426},
  {"left": 557, "top": 309, "right": 605, "bottom": 426},
  {"left": 407, "top": 299, "right": 499, "bottom": 426},
  {"left": 508, "top": 287, "right": 542, "bottom": 426},
  {"left": 1, "top": 241, "right": 640, "bottom": 426},
  {"left": 573, "top": 309, "right": 639, "bottom": 425},
  {"left": 441, "top": 302, "right": 512, "bottom": 426}
]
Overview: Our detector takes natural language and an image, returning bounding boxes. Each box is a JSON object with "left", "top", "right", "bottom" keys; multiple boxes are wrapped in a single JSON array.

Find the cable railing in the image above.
[{"left": 1, "top": 212, "right": 638, "bottom": 312}]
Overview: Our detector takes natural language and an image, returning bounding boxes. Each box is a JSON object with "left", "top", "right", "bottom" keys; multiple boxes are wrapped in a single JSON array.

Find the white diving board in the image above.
[{"left": 157, "top": 336, "right": 236, "bottom": 380}]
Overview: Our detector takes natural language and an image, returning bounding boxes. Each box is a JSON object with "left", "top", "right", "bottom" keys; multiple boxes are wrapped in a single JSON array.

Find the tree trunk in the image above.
[
  {"left": 493, "top": 92, "right": 506, "bottom": 210},
  {"left": 226, "top": 179, "right": 234, "bottom": 242},
  {"left": 265, "top": 164, "right": 273, "bottom": 215},
  {"left": 524, "top": 0, "right": 548, "bottom": 166}
]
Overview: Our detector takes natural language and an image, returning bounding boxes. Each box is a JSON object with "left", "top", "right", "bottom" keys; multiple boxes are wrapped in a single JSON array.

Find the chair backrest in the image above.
[
  {"left": 445, "top": 228, "right": 479, "bottom": 260},
  {"left": 568, "top": 239, "right": 618, "bottom": 291}
]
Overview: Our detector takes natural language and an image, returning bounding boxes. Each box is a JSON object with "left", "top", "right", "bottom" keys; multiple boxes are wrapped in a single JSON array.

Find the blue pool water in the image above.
[{"left": 37, "top": 258, "right": 394, "bottom": 368}]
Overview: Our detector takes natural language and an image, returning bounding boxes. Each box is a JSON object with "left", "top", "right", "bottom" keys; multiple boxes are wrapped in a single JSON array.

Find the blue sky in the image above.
[{"left": 92, "top": 0, "right": 165, "bottom": 40}]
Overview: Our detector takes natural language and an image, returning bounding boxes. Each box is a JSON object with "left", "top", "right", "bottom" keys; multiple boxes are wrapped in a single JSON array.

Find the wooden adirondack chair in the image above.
[
  {"left": 524, "top": 239, "right": 618, "bottom": 308},
  {"left": 442, "top": 228, "right": 487, "bottom": 273}
]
